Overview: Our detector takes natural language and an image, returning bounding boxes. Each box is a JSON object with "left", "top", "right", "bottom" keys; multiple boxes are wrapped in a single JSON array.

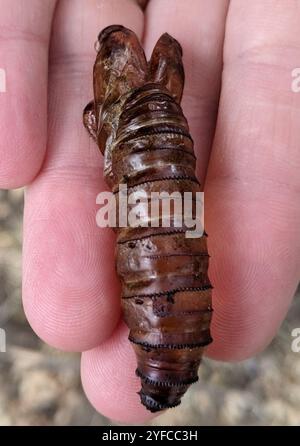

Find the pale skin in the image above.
[{"left": 0, "top": 0, "right": 300, "bottom": 423}]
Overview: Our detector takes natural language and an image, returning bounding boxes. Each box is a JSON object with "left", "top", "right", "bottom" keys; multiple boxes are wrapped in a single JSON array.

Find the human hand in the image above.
[{"left": 1, "top": 0, "right": 299, "bottom": 423}]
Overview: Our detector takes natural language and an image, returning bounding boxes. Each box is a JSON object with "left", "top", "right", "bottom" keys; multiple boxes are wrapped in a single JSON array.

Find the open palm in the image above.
[{"left": 1, "top": 0, "right": 300, "bottom": 423}]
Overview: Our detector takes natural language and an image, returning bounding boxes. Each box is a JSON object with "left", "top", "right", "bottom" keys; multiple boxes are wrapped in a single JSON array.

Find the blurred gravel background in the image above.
[{"left": 0, "top": 189, "right": 299, "bottom": 426}]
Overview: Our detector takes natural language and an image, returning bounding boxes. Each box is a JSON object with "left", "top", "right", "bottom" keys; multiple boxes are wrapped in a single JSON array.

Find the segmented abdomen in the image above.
[{"left": 107, "top": 83, "right": 213, "bottom": 412}]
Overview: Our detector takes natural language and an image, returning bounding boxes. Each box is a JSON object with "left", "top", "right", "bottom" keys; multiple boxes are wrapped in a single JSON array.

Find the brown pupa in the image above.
[{"left": 83, "top": 25, "right": 213, "bottom": 413}]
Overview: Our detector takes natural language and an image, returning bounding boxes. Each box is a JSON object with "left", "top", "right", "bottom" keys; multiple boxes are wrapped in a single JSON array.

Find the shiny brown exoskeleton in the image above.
[{"left": 83, "top": 25, "right": 212, "bottom": 413}]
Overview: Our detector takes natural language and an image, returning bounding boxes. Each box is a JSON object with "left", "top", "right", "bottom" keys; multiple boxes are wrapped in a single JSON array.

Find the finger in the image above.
[
  {"left": 205, "top": 0, "right": 300, "bottom": 360},
  {"left": 81, "top": 322, "right": 155, "bottom": 423},
  {"left": 144, "top": 0, "right": 229, "bottom": 183},
  {"left": 23, "top": 0, "right": 144, "bottom": 351},
  {"left": 0, "top": 0, "right": 57, "bottom": 188}
]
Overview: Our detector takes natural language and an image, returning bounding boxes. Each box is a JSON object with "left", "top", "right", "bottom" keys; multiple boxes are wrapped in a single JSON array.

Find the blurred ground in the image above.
[{"left": 0, "top": 189, "right": 299, "bottom": 426}]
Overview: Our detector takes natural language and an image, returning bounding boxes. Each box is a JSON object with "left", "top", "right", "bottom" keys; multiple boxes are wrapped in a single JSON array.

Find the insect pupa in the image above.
[{"left": 83, "top": 25, "right": 212, "bottom": 413}]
